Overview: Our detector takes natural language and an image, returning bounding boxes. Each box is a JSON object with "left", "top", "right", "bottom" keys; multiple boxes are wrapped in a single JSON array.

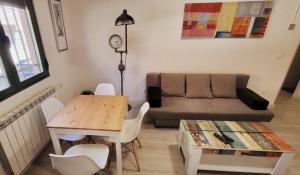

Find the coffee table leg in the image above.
[
  {"left": 271, "top": 153, "right": 295, "bottom": 175},
  {"left": 186, "top": 148, "right": 202, "bottom": 175},
  {"left": 178, "top": 122, "right": 183, "bottom": 149}
]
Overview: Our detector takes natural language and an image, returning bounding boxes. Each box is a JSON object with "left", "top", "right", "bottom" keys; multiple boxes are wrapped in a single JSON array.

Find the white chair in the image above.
[
  {"left": 104, "top": 102, "right": 150, "bottom": 171},
  {"left": 49, "top": 144, "right": 109, "bottom": 175},
  {"left": 41, "top": 97, "right": 86, "bottom": 142},
  {"left": 95, "top": 83, "right": 116, "bottom": 96}
]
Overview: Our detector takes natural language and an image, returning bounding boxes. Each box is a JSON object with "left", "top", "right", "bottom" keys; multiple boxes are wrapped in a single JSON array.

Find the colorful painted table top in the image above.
[{"left": 181, "top": 120, "right": 295, "bottom": 153}]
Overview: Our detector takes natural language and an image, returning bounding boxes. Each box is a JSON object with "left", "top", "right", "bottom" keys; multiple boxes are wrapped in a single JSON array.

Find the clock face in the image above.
[{"left": 109, "top": 34, "right": 123, "bottom": 49}]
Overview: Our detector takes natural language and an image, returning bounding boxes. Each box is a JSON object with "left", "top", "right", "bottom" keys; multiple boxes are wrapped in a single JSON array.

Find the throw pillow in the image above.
[
  {"left": 211, "top": 74, "right": 237, "bottom": 98},
  {"left": 161, "top": 73, "right": 185, "bottom": 97},
  {"left": 186, "top": 74, "right": 213, "bottom": 98}
]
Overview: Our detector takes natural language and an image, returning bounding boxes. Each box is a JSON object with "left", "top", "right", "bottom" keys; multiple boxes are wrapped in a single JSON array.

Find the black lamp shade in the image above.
[{"left": 115, "top": 9, "right": 135, "bottom": 26}]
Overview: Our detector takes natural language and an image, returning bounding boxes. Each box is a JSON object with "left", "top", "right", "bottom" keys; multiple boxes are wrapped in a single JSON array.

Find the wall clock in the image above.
[{"left": 109, "top": 34, "right": 123, "bottom": 50}]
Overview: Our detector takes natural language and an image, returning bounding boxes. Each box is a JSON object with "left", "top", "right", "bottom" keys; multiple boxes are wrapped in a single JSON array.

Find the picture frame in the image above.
[
  {"left": 48, "top": 0, "right": 68, "bottom": 51},
  {"left": 182, "top": 1, "right": 274, "bottom": 39}
]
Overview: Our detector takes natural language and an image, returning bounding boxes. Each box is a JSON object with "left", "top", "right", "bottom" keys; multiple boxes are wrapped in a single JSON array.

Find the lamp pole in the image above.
[
  {"left": 118, "top": 52, "right": 125, "bottom": 96},
  {"left": 125, "top": 25, "right": 128, "bottom": 53},
  {"left": 115, "top": 24, "right": 130, "bottom": 109},
  {"left": 111, "top": 9, "right": 134, "bottom": 111},
  {"left": 115, "top": 23, "right": 128, "bottom": 96}
]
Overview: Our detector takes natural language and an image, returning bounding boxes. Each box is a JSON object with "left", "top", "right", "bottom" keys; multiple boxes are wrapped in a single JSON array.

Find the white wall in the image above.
[
  {"left": 0, "top": 0, "right": 81, "bottom": 115},
  {"left": 62, "top": 0, "right": 300, "bottom": 105},
  {"left": 283, "top": 45, "right": 300, "bottom": 89}
]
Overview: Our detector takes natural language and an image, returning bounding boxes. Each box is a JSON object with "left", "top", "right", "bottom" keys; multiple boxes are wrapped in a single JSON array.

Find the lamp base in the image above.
[{"left": 128, "top": 104, "right": 132, "bottom": 111}]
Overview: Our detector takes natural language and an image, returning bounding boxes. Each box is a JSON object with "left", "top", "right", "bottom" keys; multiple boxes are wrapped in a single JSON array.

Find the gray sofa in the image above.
[{"left": 146, "top": 73, "right": 274, "bottom": 128}]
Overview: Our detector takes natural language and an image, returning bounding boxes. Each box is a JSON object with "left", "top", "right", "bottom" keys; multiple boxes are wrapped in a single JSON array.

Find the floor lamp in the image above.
[{"left": 109, "top": 9, "right": 135, "bottom": 110}]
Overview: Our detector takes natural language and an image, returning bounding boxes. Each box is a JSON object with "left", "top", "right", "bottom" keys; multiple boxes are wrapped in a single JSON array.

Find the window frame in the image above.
[{"left": 0, "top": 0, "right": 49, "bottom": 102}]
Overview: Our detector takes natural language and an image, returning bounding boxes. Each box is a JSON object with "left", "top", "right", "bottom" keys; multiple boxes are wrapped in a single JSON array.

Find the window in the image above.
[
  {"left": 0, "top": 56, "right": 10, "bottom": 91},
  {"left": 0, "top": 0, "right": 49, "bottom": 101}
]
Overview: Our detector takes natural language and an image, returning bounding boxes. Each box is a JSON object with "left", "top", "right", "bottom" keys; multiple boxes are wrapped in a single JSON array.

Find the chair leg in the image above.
[
  {"left": 136, "top": 138, "right": 142, "bottom": 149},
  {"left": 97, "top": 168, "right": 110, "bottom": 175},
  {"left": 107, "top": 143, "right": 115, "bottom": 168},
  {"left": 131, "top": 141, "right": 140, "bottom": 171},
  {"left": 87, "top": 136, "right": 95, "bottom": 144},
  {"left": 104, "top": 168, "right": 110, "bottom": 175}
]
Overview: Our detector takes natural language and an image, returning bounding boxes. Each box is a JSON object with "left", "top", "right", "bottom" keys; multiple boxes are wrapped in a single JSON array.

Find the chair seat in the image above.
[
  {"left": 58, "top": 134, "right": 86, "bottom": 141},
  {"left": 64, "top": 144, "right": 109, "bottom": 169}
]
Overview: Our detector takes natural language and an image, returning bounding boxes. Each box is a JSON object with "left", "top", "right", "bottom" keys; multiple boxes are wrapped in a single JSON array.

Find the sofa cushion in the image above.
[
  {"left": 211, "top": 74, "right": 237, "bottom": 98},
  {"left": 161, "top": 97, "right": 250, "bottom": 113},
  {"left": 186, "top": 74, "right": 213, "bottom": 98},
  {"left": 149, "top": 97, "right": 274, "bottom": 122},
  {"left": 161, "top": 73, "right": 185, "bottom": 97}
]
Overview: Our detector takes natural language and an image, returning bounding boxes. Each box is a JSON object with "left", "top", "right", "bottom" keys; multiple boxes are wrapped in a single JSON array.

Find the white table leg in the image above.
[
  {"left": 271, "top": 152, "right": 295, "bottom": 175},
  {"left": 186, "top": 148, "right": 202, "bottom": 175},
  {"left": 178, "top": 122, "right": 183, "bottom": 149},
  {"left": 115, "top": 138, "right": 122, "bottom": 175},
  {"left": 49, "top": 128, "right": 62, "bottom": 155}
]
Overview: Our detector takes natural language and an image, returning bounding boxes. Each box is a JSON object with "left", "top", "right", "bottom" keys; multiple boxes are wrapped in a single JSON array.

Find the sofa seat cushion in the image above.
[
  {"left": 162, "top": 97, "right": 252, "bottom": 113},
  {"left": 149, "top": 97, "right": 273, "bottom": 121},
  {"left": 186, "top": 74, "right": 213, "bottom": 98},
  {"left": 161, "top": 73, "right": 185, "bottom": 97},
  {"left": 211, "top": 74, "right": 237, "bottom": 98}
]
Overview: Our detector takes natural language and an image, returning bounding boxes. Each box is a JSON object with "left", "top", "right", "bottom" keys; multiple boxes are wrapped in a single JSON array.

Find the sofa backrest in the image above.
[{"left": 146, "top": 73, "right": 249, "bottom": 94}]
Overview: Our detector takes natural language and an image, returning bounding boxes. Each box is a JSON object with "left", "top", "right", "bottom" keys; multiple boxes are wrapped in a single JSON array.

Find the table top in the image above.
[
  {"left": 47, "top": 95, "right": 128, "bottom": 131},
  {"left": 181, "top": 120, "right": 295, "bottom": 153}
]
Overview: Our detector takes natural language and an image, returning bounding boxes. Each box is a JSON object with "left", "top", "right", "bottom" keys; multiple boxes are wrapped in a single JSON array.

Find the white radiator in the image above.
[{"left": 0, "top": 86, "right": 56, "bottom": 175}]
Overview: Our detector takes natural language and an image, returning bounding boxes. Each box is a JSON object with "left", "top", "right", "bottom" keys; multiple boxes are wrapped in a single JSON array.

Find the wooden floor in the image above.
[{"left": 24, "top": 91, "right": 300, "bottom": 175}]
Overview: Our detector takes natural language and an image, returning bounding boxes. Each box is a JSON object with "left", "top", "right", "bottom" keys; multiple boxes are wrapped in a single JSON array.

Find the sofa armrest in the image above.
[
  {"left": 148, "top": 87, "right": 161, "bottom": 108},
  {"left": 237, "top": 88, "right": 269, "bottom": 110}
]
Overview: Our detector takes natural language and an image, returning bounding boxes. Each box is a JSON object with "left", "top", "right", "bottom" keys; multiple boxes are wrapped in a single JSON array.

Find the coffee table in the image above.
[{"left": 178, "top": 120, "right": 295, "bottom": 175}]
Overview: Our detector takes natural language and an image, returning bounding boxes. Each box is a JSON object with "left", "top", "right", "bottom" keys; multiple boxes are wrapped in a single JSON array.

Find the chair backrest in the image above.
[
  {"left": 133, "top": 102, "right": 150, "bottom": 139},
  {"left": 49, "top": 154, "right": 100, "bottom": 175},
  {"left": 115, "top": 102, "right": 150, "bottom": 143},
  {"left": 95, "top": 83, "right": 116, "bottom": 96},
  {"left": 41, "top": 97, "right": 64, "bottom": 123}
]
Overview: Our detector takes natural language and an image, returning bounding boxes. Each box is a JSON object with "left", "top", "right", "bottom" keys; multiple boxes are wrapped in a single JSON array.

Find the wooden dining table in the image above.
[{"left": 47, "top": 95, "right": 128, "bottom": 175}]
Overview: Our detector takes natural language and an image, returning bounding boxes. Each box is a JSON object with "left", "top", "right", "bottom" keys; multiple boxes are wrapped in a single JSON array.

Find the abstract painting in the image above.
[
  {"left": 182, "top": 1, "right": 273, "bottom": 39},
  {"left": 49, "top": 0, "right": 68, "bottom": 51}
]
